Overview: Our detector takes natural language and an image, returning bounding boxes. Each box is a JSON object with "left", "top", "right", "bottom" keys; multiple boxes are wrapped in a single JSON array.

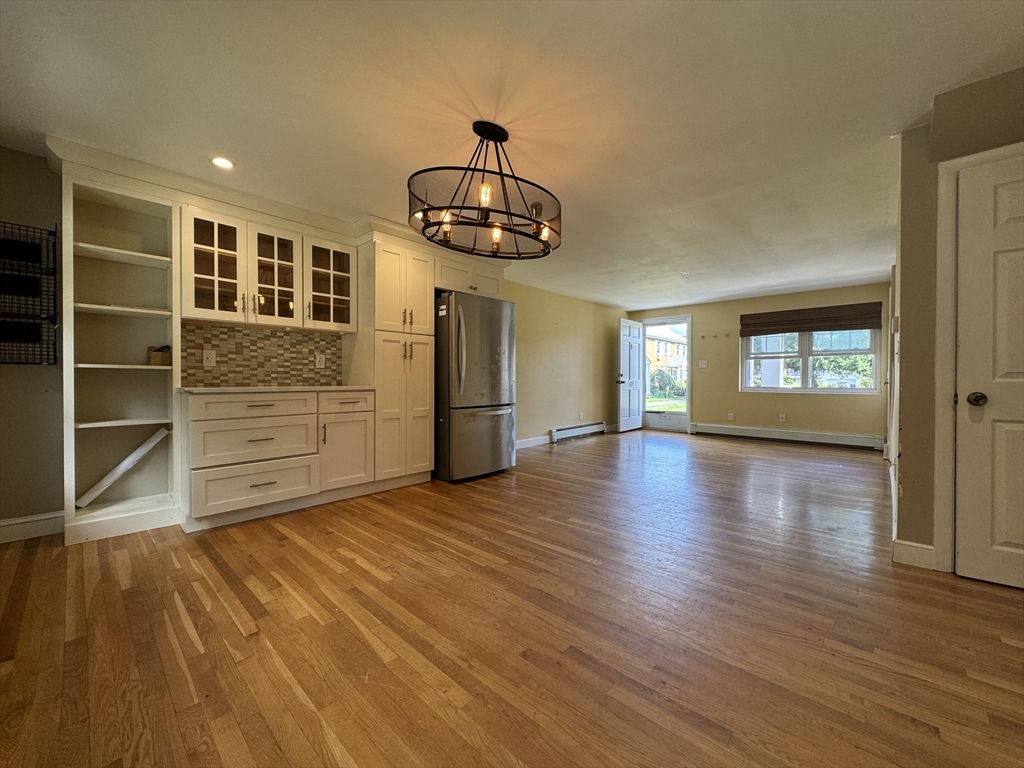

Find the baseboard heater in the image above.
[{"left": 550, "top": 422, "right": 606, "bottom": 443}]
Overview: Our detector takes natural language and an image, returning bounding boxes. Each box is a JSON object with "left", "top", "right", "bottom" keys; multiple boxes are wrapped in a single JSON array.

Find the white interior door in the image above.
[
  {"left": 955, "top": 152, "right": 1024, "bottom": 588},
  {"left": 618, "top": 319, "right": 643, "bottom": 432}
]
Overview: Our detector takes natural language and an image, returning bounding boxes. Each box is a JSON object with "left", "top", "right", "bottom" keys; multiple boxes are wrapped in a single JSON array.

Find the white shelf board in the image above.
[
  {"left": 75, "top": 418, "right": 173, "bottom": 430},
  {"left": 73, "top": 302, "right": 172, "bottom": 318},
  {"left": 74, "top": 242, "right": 171, "bottom": 269},
  {"left": 74, "top": 363, "right": 172, "bottom": 370},
  {"left": 73, "top": 492, "right": 174, "bottom": 522}
]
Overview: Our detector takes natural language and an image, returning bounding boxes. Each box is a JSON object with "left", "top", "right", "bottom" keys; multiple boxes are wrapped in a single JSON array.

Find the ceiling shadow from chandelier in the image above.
[{"left": 407, "top": 121, "right": 561, "bottom": 260}]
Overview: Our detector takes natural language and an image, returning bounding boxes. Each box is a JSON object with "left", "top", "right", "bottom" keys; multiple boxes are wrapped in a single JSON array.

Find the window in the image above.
[{"left": 742, "top": 329, "right": 878, "bottom": 392}]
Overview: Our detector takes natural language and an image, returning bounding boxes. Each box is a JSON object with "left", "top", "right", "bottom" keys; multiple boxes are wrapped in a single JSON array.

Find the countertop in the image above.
[{"left": 178, "top": 385, "right": 374, "bottom": 393}]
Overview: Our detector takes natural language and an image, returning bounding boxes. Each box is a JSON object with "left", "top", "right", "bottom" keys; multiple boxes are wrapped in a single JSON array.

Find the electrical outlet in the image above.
[
  {"left": 203, "top": 348, "right": 216, "bottom": 368},
  {"left": 727, "top": 412, "right": 734, "bottom": 421},
  {"left": 779, "top": 413, "right": 786, "bottom": 423},
  {"left": 698, "top": 360, "right": 708, "bottom": 368},
  {"left": 315, "top": 353, "right": 326, "bottom": 369},
  {"left": 579, "top": 412, "right": 584, "bottom": 421}
]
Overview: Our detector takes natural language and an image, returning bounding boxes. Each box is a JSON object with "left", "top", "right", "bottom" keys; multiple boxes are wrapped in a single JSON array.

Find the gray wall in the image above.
[
  {"left": 0, "top": 147, "right": 64, "bottom": 521},
  {"left": 896, "top": 67, "right": 1024, "bottom": 544}
]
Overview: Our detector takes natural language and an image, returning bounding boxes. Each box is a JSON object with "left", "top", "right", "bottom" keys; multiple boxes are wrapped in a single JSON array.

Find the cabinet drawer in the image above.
[
  {"left": 189, "top": 391, "right": 317, "bottom": 421},
  {"left": 190, "top": 455, "right": 320, "bottom": 519},
  {"left": 318, "top": 390, "right": 374, "bottom": 414},
  {"left": 190, "top": 414, "right": 317, "bottom": 468}
]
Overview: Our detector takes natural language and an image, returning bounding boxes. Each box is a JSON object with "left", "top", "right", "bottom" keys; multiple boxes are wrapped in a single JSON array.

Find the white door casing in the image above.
[
  {"left": 618, "top": 319, "right": 643, "bottom": 432},
  {"left": 955, "top": 152, "right": 1024, "bottom": 588}
]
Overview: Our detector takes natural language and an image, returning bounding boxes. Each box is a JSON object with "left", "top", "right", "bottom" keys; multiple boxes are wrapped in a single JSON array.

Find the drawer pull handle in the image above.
[
  {"left": 247, "top": 437, "right": 275, "bottom": 443},
  {"left": 247, "top": 404, "right": 275, "bottom": 408},
  {"left": 250, "top": 480, "right": 278, "bottom": 488},
  {"left": 333, "top": 399, "right": 363, "bottom": 403}
]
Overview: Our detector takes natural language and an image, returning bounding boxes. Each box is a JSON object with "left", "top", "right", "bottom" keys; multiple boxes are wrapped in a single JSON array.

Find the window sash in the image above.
[{"left": 742, "top": 329, "right": 878, "bottom": 392}]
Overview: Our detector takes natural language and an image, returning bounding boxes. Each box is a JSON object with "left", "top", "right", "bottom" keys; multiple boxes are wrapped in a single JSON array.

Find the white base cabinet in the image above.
[
  {"left": 320, "top": 412, "right": 374, "bottom": 490},
  {"left": 183, "top": 387, "right": 375, "bottom": 518}
]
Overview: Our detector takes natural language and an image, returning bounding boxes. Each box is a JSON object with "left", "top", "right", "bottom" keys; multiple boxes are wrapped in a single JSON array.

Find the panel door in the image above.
[
  {"left": 374, "top": 242, "right": 406, "bottom": 333},
  {"left": 472, "top": 262, "right": 503, "bottom": 298},
  {"left": 434, "top": 255, "right": 472, "bottom": 293},
  {"left": 407, "top": 335, "right": 434, "bottom": 474},
  {"left": 374, "top": 331, "right": 407, "bottom": 480},
  {"left": 183, "top": 207, "right": 248, "bottom": 321},
  {"left": 618, "top": 319, "right": 643, "bottom": 432},
  {"left": 406, "top": 249, "right": 434, "bottom": 336},
  {"left": 955, "top": 152, "right": 1024, "bottom": 588},
  {"left": 303, "top": 236, "right": 356, "bottom": 332},
  {"left": 247, "top": 223, "right": 302, "bottom": 327},
  {"left": 320, "top": 412, "right": 374, "bottom": 490}
]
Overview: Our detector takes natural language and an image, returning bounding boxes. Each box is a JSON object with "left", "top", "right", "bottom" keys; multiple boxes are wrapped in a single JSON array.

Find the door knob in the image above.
[{"left": 966, "top": 391, "right": 988, "bottom": 406}]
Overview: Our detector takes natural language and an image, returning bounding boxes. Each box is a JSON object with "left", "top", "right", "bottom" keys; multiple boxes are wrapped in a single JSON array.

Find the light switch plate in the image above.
[
  {"left": 315, "top": 353, "right": 326, "bottom": 369},
  {"left": 728, "top": 413, "right": 734, "bottom": 421},
  {"left": 698, "top": 360, "right": 708, "bottom": 368}
]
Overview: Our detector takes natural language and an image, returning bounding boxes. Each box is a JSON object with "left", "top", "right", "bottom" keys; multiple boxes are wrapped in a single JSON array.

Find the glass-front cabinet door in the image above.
[
  {"left": 303, "top": 236, "right": 357, "bottom": 332},
  {"left": 247, "top": 224, "right": 302, "bottom": 327},
  {"left": 183, "top": 207, "right": 248, "bottom": 321}
]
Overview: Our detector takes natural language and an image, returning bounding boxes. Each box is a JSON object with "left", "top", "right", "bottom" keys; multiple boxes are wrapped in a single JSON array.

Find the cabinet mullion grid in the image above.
[
  {"left": 309, "top": 244, "right": 351, "bottom": 326},
  {"left": 193, "top": 217, "right": 240, "bottom": 314}
]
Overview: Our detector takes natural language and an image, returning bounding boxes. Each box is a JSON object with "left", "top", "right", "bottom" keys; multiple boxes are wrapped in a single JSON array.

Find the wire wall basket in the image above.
[{"left": 0, "top": 221, "right": 59, "bottom": 364}]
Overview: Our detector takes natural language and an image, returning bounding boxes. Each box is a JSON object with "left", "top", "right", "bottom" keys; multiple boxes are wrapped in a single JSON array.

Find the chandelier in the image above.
[{"left": 407, "top": 121, "right": 561, "bottom": 259}]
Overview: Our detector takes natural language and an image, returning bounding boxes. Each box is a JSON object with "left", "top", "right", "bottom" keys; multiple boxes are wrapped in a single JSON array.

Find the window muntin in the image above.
[{"left": 742, "top": 329, "right": 878, "bottom": 392}]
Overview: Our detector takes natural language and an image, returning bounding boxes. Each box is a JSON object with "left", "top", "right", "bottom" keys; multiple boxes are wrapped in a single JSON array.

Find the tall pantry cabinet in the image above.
[
  {"left": 371, "top": 239, "right": 434, "bottom": 480},
  {"left": 62, "top": 179, "right": 180, "bottom": 542}
]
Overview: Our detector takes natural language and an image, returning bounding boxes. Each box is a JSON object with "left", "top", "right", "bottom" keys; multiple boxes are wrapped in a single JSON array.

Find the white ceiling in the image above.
[{"left": 2, "top": 1, "right": 1022, "bottom": 310}]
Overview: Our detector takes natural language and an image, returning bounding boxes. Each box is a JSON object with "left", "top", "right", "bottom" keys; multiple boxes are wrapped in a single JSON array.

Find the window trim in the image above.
[{"left": 739, "top": 329, "right": 880, "bottom": 394}]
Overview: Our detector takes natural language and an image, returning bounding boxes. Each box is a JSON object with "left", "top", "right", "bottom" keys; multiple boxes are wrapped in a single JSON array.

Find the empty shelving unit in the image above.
[{"left": 62, "top": 179, "right": 181, "bottom": 542}]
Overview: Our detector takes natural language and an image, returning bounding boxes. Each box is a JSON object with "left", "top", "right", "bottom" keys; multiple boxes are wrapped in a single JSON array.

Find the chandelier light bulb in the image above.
[
  {"left": 491, "top": 224, "right": 502, "bottom": 253},
  {"left": 441, "top": 210, "right": 453, "bottom": 243},
  {"left": 540, "top": 225, "right": 550, "bottom": 241},
  {"left": 479, "top": 183, "right": 493, "bottom": 208}
]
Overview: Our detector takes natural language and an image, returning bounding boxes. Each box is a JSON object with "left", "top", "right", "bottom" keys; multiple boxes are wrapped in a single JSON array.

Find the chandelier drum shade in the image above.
[{"left": 407, "top": 121, "right": 561, "bottom": 259}]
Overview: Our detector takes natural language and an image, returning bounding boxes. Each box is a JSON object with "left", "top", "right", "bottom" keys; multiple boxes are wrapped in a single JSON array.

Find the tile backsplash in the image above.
[{"left": 181, "top": 320, "right": 345, "bottom": 387}]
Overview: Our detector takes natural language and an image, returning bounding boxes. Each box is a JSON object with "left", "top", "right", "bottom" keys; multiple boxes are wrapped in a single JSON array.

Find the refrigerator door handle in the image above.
[
  {"left": 463, "top": 408, "right": 513, "bottom": 416},
  {"left": 457, "top": 303, "right": 466, "bottom": 396}
]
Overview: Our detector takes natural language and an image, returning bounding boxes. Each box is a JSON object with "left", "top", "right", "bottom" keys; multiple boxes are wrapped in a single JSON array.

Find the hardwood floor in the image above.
[{"left": 1, "top": 431, "right": 1022, "bottom": 767}]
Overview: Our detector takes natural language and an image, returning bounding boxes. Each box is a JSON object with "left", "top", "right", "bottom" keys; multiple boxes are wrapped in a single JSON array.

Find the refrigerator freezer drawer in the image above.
[{"left": 448, "top": 406, "right": 516, "bottom": 481}]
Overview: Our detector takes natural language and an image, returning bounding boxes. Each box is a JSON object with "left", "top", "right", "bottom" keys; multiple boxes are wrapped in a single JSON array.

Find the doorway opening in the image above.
[{"left": 643, "top": 316, "right": 690, "bottom": 433}]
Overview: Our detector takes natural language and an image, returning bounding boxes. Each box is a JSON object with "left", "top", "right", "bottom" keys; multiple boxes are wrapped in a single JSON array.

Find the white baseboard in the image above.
[
  {"left": 691, "top": 422, "right": 884, "bottom": 450},
  {"left": 892, "top": 539, "right": 936, "bottom": 570},
  {"left": 0, "top": 511, "right": 64, "bottom": 543},
  {"left": 64, "top": 506, "right": 179, "bottom": 546},
  {"left": 516, "top": 435, "right": 551, "bottom": 449},
  {"left": 180, "top": 472, "right": 430, "bottom": 533}
]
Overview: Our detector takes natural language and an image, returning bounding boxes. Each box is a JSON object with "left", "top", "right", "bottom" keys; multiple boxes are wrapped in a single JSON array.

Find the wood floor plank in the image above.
[{"left": 1, "top": 432, "right": 1022, "bottom": 767}]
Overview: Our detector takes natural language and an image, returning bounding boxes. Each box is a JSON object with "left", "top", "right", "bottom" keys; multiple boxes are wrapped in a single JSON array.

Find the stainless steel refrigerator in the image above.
[{"left": 434, "top": 292, "right": 516, "bottom": 481}]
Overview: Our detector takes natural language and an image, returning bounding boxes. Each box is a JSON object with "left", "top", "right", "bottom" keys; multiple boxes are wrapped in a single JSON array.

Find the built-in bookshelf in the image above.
[{"left": 63, "top": 181, "right": 179, "bottom": 533}]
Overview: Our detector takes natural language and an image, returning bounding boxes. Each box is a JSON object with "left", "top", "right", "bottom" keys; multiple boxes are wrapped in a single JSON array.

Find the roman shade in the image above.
[{"left": 739, "top": 302, "right": 882, "bottom": 337}]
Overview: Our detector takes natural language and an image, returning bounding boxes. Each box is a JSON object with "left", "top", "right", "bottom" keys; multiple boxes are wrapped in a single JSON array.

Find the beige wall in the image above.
[
  {"left": 504, "top": 281, "right": 621, "bottom": 440},
  {"left": 630, "top": 283, "right": 890, "bottom": 437},
  {"left": 0, "top": 147, "right": 64, "bottom": 521},
  {"left": 896, "top": 67, "right": 1024, "bottom": 546}
]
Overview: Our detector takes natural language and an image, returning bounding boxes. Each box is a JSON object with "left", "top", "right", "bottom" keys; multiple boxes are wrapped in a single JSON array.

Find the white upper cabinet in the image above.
[
  {"left": 434, "top": 254, "right": 504, "bottom": 299},
  {"left": 373, "top": 241, "right": 434, "bottom": 335},
  {"left": 184, "top": 207, "right": 355, "bottom": 332},
  {"left": 248, "top": 223, "right": 302, "bottom": 327},
  {"left": 304, "top": 237, "right": 356, "bottom": 332},
  {"left": 183, "top": 207, "right": 248, "bottom": 322}
]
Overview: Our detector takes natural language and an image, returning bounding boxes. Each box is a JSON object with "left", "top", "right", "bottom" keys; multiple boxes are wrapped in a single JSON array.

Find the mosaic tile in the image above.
[{"left": 181, "top": 320, "right": 344, "bottom": 387}]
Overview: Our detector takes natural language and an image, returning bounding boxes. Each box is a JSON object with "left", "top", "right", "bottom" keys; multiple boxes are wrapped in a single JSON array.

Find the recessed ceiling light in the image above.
[{"left": 212, "top": 157, "right": 234, "bottom": 170}]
